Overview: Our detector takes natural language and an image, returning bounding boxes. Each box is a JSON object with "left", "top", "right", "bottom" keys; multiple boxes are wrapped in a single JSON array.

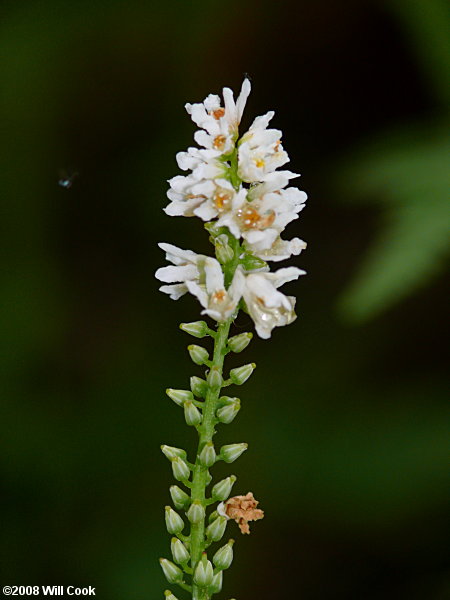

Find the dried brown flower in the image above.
[{"left": 223, "top": 492, "right": 264, "bottom": 534}]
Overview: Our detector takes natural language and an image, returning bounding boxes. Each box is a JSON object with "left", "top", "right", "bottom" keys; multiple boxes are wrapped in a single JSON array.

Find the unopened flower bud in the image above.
[
  {"left": 188, "top": 345, "right": 209, "bottom": 365},
  {"left": 212, "top": 475, "right": 236, "bottom": 501},
  {"left": 229, "top": 363, "right": 256, "bottom": 385},
  {"left": 171, "top": 456, "right": 190, "bottom": 482},
  {"left": 220, "top": 443, "right": 248, "bottom": 463},
  {"left": 207, "top": 366, "right": 222, "bottom": 388},
  {"left": 198, "top": 442, "right": 216, "bottom": 467},
  {"left": 165, "top": 506, "right": 184, "bottom": 535},
  {"left": 161, "top": 445, "right": 186, "bottom": 461},
  {"left": 218, "top": 395, "right": 237, "bottom": 407},
  {"left": 209, "top": 570, "right": 223, "bottom": 594},
  {"left": 184, "top": 400, "right": 202, "bottom": 426},
  {"left": 159, "top": 558, "right": 183, "bottom": 584},
  {"left": 215, "top": 234, "right": 234, "bottom": 264},
  {"left": 171, "top": 537, "right": 190, "bottom": 564},
  {"left": 163, "top": 591, "right": 179, "bottom": 600},
  {"left": 187, "top": 500, "right": 205, "bottom": 524},
  {"left": 240, "top": 252, "right": 267, "bottom": 270},
  {"left": 208, "top": 510, "right": 218, "bottom": 523},
  {"left": 216, "top": 399, "right": 240, "bottom": 424},
  {"left": 228, "top": 332, "right": 252, "bottom": 353},
  {"left": 190, "top": 376, "right": 208, "bottom": 398},
  {"left": 213, "top": 539, "right": 234, "bottom": 570},
  {"left": 193, "top": 554, "right": 214, "bottom": 587},
  {"left": 166, "top": 388, "right": 193, "bottom": 407},
  {"left": 206, "top": 516, "right": 227, "bottom": 541},
  {"left": 169, "top": 485, "right": 191, "bottom": 510},
  {"left": 179, "top": 321, "right": 209, "bottom": 338}
]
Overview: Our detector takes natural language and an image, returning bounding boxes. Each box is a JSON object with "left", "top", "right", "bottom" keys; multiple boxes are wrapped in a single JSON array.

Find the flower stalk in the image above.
[{"left": 157, "top": 78, "right": 308, "bottom": 599}]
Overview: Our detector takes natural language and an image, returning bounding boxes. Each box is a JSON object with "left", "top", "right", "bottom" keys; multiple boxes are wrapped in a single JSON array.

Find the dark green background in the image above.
[{"left": 1, "top": 1, "right": 449, "bottom": 598}]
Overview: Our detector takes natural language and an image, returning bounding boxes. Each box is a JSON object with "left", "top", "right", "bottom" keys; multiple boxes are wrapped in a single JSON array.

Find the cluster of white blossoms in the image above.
[{"left": 156, "top": 79, "right": 308, "bottom": 339}]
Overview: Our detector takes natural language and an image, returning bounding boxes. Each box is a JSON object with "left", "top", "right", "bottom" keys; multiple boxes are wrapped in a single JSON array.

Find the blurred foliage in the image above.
[
  {"left": 336, "top": 123, "right": 449, "bottom": 321},
  {"left": 336, "top": 0, "right": 450, "bottom": 321}
]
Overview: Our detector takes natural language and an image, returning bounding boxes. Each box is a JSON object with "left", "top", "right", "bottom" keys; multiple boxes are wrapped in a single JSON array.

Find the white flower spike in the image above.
[{"left": 156, "top": 78, "right": 308, "bottom": 598}]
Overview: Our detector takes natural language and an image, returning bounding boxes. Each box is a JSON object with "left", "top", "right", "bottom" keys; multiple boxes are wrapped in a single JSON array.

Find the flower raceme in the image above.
[
  {"left": 156, "top": 79, "right": 309, "bottom": 600},
  {"left": 156, "top": 78, "right": 308, "bottom": 339}
]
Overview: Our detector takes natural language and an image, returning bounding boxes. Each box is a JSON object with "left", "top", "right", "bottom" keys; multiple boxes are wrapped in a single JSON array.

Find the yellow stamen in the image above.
[
  {"left": 211, "top": 108, "right": 225, "bottom": 119},
  {"left": 213, "top": 135, "right": 226, "bottom": 150}
]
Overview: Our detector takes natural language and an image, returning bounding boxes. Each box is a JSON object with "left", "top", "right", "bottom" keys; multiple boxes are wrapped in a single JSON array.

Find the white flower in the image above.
[
  {"left": 155, "top": 243, "right": 207, "bottom": 299},
  {"left": 251, "top": 236, "right": 307, "bottom": 262},
  {"left": 165, "top": 147, "right": 229, "bottom": 218},
  {"left": 237, "top": 112, "right": 290, "bottom": 182},
  {"left": 185, "top": 79, "right": 251, "bottom": 155},
  {"left": 186, "top": 259, "right": 245, "bottom": 322},
  {"left": 246, "top": 170, "right": 300, "bottom": 198},
  {"left": 176, "top": 146, "right": 225, "bottom": 180},
  {"left": 166, "top": 175, "right": 247, "bottom": 222},
  {"left": 216, "top": 180, "right": 307, "bottom": 256},
  {"left": 242, "top": 267, "right": 306, "bottom": 339}
]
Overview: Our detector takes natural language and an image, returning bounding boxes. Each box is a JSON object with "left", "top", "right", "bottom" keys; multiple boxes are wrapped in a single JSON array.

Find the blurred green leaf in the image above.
[
  {"left": 387, "top": 0, "right": 450, "bottom": 106},
  {"left": 337, "top": 124, "right": 450, "bottom": 321}
]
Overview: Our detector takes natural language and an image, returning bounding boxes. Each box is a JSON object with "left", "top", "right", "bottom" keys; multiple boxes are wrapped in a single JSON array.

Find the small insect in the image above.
[{"left": 58, "top": 169, "right": 79, "bottom": 189}]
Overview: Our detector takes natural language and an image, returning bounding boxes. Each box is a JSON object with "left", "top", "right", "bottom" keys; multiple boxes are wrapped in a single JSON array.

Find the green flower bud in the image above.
[
  {"left": 169, "top": 485, "right": 191, "bottom": 510},
  {"left": 217, "top": 395, "right": 238, "bottom": 407},
  {"left": 208, "top": 510, "right": 218, "bottom": 524},
  {"left": 240, "top": 252, "right": 268, "bottom": 271},
  {"left": 171, "top": 537, "right": 190, "bottom": 564},
  {"left": 190, "top": 376, "right": 208, "bottom": 398},
  {"left": 220, "top": 443, "right": 248, "bottom": 463},
  {"left": 171, "top": 456, "right": 190, "bottom": 482},
  {"left": 163, "top": 591, "right": 179, "bottom": 600},
  {"left": 184, "top": 400, "right": 202, "bottom": 426},
  {"left": 193, "top": 554, "right": 214, "bottom": 587},
  {"left": 166, "top": 388, "right": 193, "bottom": 407},
  {"left": 209, "top": 570, "right": 223, "bottom": 594},
  {"left": 228, "top": 332, "right": 252, "bottom": 353},
  {"left": 207, "top": 366, "right": 222, "bottom": 389},
  {"left": 216, "top": 399, "right": 240, "bottom": 424},
  {"left": 161, "top": 445, "right": 187, "bottom": 461},
  {"left": 213, "top": 539, "right": 234, "bottom": 570},
  {"left": 165, "top": 506, "right": 184, "bottom": 535},
  {"left": 187, "top": 500, "right": 205, "bottom": 524},
  {"left": 206, "top": 516, "right": 227, "bottom": 541},
  {"left": 215, "top": 234, "right": 234, "bottom": 264},
  {"left": 198, "top": 442, "right": 216, "bottom": 467},
  {"left": 188, "top": 344, "right": 210, "bottom": 365},
  {"left": 211, "top": 475, "right": 236, "bottom": 501},
  {"left": 204, "top": 221, "right": 220, "bottom": 236},
  {"left": 159, "top": 558, "right": 183, "bottom": 584},
  {"left": 179, "top": 321, "right": 209, "bottom": 338},
  {"left": 229, "top": 363, "right": 256, "bottom": 385}
]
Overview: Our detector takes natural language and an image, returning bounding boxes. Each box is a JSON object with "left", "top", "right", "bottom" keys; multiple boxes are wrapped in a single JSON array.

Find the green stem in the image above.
[
  {"left": 190, "top": 318, "right": 231, "bottom": 599},
  {"left": 189, "top": 225, "right": 242, "bottom": 600},
  {"left": 229, "top": 147, "right": 241, "bottom": 191}
]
